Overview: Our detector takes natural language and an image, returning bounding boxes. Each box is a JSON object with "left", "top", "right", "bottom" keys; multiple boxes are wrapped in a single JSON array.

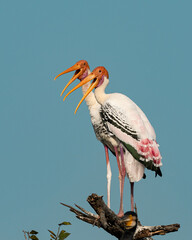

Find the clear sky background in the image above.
[{"left": 0, "top": 1, "right": 191, "bottom": 239}]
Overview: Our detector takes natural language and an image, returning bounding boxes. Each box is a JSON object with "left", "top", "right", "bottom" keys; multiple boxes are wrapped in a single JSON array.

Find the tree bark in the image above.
[{"left": 61, "top": 193, "right": 180, "bottom": 239}]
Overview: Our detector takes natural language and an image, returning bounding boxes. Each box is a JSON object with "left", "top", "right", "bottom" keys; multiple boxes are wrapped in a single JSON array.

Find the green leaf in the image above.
[
  {"left": 29, "top": 235, "right": 39, "bottom": 240},
  {"left": 58, "top": 221, "right": 71, "bottom": 226},
  {"left": 50, "top": 234, "right": 56, "bottom": 239},
  {"left": 59, "top": 230, "right": 70, "bottom": 240},
  {"left": 30, "top": 230, "right": 38, "bottom": 235},
  {"left": 48, "top": 230, "right": 56, "bottom": 237}
]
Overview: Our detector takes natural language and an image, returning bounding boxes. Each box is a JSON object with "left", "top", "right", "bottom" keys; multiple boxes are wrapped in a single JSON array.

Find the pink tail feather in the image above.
[{"left": 137, "top": 138, "right": 162, "bottom": 167}]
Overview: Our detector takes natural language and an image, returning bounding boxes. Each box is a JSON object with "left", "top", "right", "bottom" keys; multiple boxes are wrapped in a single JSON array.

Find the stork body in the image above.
[
  {"left": 54, "top": 61, "right": 126, "bottom": 215},
  {"left": 85, "top": 87, "right": 147, "bottom": 212},
  {"left": 71, "top": 66, "right": 162, "bottom": 211},
  {"left": 82, "top": 82, "right": 128, "bottom": 216}
]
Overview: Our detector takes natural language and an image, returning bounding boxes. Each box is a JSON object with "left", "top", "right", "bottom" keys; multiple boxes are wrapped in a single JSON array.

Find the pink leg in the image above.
[
  {"left": 114, "top": 146, "right": 125, "bottom": 217},
  {"left": 114, "top": 146, "right": 121, "bottom": 172},
  {"left": 104, "top": 145, "right": 112, "bottom": 208},
  {"left": 119, "top": 146, "right": 126, "bottom": 216},
  {"left": 130, "top": 182, "right": 134, "bottom": 211}
]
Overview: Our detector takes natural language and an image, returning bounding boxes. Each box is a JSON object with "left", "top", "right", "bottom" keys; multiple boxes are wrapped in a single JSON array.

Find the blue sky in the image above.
[{"left": 0, "top": 0, "right": 191, "bottom": 239}]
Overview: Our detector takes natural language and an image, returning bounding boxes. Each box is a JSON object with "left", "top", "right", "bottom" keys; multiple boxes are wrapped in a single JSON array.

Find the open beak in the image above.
[
  {"left": 54, "top": 64, "right": 82, "bottom": 97},
  {"left": 63, "top": 72, "right": 100, "bottom": 114}
]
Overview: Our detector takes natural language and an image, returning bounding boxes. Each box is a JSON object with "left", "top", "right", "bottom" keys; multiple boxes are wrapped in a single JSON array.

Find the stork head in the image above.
[
  {"left": 63, "top": 66, "right": 109, "bottom": 113},
  {"left": 84, "top": 66, "right": 109, "bottom": 88},
  {"left": 54, "top": 60, "right": 90, "bottom": 97}
]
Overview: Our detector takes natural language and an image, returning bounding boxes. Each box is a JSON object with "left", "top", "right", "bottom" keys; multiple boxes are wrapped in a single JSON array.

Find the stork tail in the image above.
[{"left": 122, "top": 138, "right": 162, "bottom": 177}]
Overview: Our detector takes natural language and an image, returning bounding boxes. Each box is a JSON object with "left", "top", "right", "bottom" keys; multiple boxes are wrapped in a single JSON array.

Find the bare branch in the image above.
[
  {"left": 61, "top": 193, "right": 180, "bottom": 240},
  {"left": 135, "top": 224, "right": 180, "bottom": 239}
]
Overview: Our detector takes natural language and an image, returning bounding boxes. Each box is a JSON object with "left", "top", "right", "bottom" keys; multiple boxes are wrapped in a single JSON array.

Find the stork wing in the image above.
[{"left": 100, "top": 93, "right": 162, "bottom": 176}]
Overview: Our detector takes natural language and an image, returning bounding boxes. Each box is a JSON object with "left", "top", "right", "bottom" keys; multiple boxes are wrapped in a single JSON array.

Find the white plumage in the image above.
[
  {"left": 72, "top": 66, "right": 162, "bottom": 211},
  {"left": 55, "top": 61, "right": 127, "bottom": 216}
]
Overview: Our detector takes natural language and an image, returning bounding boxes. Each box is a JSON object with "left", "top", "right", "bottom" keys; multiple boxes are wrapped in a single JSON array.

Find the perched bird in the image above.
[
  {"left": 54, "top": 60, "right": 126, "bottom": 216},
  {"left": 120, "top": 211, "right": 138, "bottom": 240},
  {"left": 63, "top": 66, "right": 162, "bottom": 212}
]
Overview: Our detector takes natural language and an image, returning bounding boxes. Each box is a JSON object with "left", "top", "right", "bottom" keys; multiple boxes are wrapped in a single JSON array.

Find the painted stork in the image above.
[
  {"left": 63, "top": 66, "right": 162, "bottom": 212},
  {"left": 54, "top": 60, "right": 126, "bottom": 216}
]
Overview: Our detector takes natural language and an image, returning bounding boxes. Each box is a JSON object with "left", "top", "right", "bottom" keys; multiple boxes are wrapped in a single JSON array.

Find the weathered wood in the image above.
[
  {"left": 61, "top": 193, "right": 180, "bottom": 239},
  {"left": 135, "top": 224, "right": 180, "bottom": 239}
]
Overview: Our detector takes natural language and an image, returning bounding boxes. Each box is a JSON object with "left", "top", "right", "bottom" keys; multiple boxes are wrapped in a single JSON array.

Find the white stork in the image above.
[
  {"left": 54, "top": 60, "right": 126, "bottom": 216},
  {"left": 63, "top": 66, "right": 162, "bottom": 212}
]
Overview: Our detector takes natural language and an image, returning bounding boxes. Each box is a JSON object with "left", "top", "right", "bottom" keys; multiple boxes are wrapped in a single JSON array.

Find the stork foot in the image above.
[{"left": 117, "top": 210, "right": 124, "bottom": 217}]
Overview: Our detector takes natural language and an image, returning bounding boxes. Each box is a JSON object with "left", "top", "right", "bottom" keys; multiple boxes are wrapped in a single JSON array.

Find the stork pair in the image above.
[{"left": 54, "top": 60, "right": 162, "bottom": 217}]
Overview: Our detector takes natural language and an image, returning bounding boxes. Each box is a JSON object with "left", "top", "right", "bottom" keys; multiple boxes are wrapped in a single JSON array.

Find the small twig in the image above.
[
  {"left": 61, "top": 203, "right": 87, "bottom": 217},
  {"left": 75, "top": 204, "right": 99, "bottom": 219},
  {"left": 23, "top": 231, "right": 28, "bottom": 240},
  {"left": 60, "top": 202, "right": 101, "bottom": 227},
  {"left": 56, "top": 225, "right": 60, "bottom": 240}
]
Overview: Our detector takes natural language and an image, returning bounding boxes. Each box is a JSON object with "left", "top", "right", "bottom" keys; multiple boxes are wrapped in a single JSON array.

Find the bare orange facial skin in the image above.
[
  {"left": 54, "top": 60, "right": 89, "bottom": 81},
  {"left": 70, "top": 66, "right": 109, "bottom": 114},
  {"left": 54, "top": 60, "right": 90, "bottom": 97},
  {"left": 73, "top": 60, "right": 90, "bottom": 80},
  {"left": 92, "top": 66, "right": 109, "bottom": 79}
]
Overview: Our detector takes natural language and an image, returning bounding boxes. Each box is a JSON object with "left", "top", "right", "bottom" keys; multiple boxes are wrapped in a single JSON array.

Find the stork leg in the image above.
[
  {"left": 114, "top": 146, "right": 126, "bottom": 217},
  {"left": 130, "top": 182, "right": 134, "bottom": 211},
  {"left": 119, "top": 146, "right": 126, "bottom": 216},
  {"left": 104, "top": 145, "right": 112, "bottom": 208}
]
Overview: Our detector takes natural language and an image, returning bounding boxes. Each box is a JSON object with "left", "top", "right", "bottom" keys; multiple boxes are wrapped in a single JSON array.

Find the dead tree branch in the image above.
[{"left": 61, "top": 193, "right": 180, "bottom": 239}]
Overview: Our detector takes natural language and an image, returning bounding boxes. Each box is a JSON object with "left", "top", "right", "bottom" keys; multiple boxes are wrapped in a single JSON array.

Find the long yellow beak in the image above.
[
  {"left": 74, "top": 79, "right": 99, "bottom": 114},
  {"left": 62, "top": 72, "right": 99, "bottom": 113},
  {"left": 54, "top": 65, "right": 82, "bottom": 96}
]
